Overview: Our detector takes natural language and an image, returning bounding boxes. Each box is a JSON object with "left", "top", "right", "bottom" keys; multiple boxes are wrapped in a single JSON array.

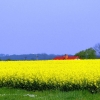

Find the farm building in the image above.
[{"left": 53, "top": 54, "right": 80, "bottom": 60}]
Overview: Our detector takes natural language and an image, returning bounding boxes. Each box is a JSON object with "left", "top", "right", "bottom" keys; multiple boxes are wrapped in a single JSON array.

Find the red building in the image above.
[{"left": 53, "top": 54, "right": 80, "bottom": 60}]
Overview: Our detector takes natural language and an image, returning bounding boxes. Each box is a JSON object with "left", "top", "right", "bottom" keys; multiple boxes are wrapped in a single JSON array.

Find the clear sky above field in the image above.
[{"left": 0, "top": 0, "right": 100, "bottom": 55}]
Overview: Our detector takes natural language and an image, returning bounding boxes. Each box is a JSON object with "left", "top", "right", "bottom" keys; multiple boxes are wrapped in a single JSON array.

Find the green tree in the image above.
[
  {"left": 75, "top": 50, "right": 86, "bottom": 59},
  {"left": 75, "top": 48, "right": 96, "bottom": 59},
  {"left": 85, "top": 48, "right": 96, "bottom": 59}
]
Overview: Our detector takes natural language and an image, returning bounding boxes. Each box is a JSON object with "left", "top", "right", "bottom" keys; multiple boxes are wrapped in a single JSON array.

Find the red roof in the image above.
[
  {"left": 53, "top": 56, "right": 65, "bottom": 60},
  {"left": 53, "top": 56, "right": 79, "bottom": 60}
]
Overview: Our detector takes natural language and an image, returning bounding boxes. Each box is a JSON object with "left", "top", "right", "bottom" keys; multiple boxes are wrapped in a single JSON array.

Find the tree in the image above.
[
  {"left": 75, "top": 50, "right": 86, "bottom": 59},
  {"left": 94, "top": 43, "right": 100, "bottom": 55},
  {"left": 85, "top": 48, "right": 96, "bottom": 59},
  {"left": 75, "top": 48, "right": 96, "bottom": 59}
]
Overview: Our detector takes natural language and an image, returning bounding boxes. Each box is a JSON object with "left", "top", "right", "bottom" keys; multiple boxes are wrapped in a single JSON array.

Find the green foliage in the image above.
[{"left": 75, "top": 48, "right": 96, "bottom": 59}]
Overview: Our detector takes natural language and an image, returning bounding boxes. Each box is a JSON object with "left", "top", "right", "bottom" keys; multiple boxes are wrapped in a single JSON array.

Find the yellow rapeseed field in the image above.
[{"left": 0, "top": 60, "right": 100, "bottom": 91}]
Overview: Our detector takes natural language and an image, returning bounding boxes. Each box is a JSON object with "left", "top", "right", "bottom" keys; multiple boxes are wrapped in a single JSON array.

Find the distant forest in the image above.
[{"left": 0, "top": 53, "right": 69, "bottom": 60}]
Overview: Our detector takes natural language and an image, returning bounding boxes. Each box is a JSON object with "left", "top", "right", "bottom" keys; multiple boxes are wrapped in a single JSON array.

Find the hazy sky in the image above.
[{"left": 0, "top": 0, "right": 100, "bottom": 55}]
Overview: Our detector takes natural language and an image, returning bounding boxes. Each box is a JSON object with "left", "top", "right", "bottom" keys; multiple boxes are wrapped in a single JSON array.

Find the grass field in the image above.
[{"left": 0, "top": 87, "right": 100, "bottom": 100}]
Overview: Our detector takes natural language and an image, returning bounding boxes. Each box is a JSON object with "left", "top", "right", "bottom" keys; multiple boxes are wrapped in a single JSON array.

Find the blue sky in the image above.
[{"left": 0, "top": 0, "right": 100, "bottom": 55}]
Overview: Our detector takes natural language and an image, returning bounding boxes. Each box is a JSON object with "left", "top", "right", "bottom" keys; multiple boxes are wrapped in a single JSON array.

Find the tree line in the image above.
[
  {"left": 0, "top": 43, "right": 100, "bottom": 60},
  {"left": 74, "top": 43, "right": 100, "bottom": 59}
]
